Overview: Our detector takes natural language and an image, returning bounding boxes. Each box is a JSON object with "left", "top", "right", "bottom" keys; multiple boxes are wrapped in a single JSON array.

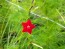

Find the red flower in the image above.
[{"left": 22, "top": 19, "right": 35, "bottom": 34}]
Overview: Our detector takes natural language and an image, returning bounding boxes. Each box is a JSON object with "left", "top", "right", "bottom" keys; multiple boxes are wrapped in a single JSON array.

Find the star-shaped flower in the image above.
[{"left": 22, "top": 19, "right": 35, "bottom": 34}]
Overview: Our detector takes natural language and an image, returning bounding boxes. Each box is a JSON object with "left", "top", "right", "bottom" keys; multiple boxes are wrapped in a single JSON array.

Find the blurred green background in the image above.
[{"left": 0, "top": 0, "right": 65, "bottom": 49}]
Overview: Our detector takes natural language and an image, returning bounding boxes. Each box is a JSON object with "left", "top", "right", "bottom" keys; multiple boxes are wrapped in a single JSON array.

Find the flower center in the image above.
[{"left": 27, "top": 25, "right": 30, "bottom": 29}]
